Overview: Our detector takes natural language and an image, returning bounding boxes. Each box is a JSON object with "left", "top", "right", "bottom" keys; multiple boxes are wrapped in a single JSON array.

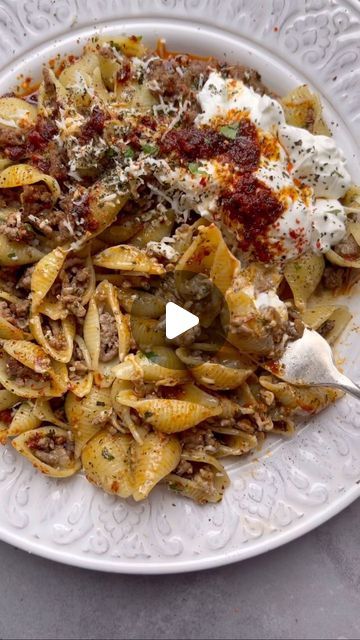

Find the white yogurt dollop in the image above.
[
  {"left": 311, "top": 198, "right": 347, "bottom": 253},
  {"left": 278, "top": 124, "right": 351, "bottom": 199},
  {"left": 195, "top": 71, "right": 285, "bottom": 132},
  {"left": 254, "top": 290, "right": 288, "bottom": 321}
]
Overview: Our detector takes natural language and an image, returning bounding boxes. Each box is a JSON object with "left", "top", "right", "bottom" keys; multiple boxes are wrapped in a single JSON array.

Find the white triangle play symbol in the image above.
[{"left": 165, "top": 302, "right": 199, "bottom": 340}]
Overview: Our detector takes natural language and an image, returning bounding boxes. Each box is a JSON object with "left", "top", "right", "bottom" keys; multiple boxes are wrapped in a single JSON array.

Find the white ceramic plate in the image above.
[{"left": 0, "top": 0, "right": 359, "bottom": 574}]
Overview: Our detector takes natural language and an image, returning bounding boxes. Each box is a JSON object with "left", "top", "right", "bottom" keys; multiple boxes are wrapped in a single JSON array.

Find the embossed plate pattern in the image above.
[{"left": 0, "top": 0, "right": 359, "bottom": 573}]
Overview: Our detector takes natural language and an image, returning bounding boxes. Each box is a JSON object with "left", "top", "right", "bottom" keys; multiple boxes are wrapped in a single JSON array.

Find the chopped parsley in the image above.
[
  {"left": 188, "top": 162, "right": 208, "bottom": 175},
  {"left": 101, "top": 447, "right": 115, "bottom": 461},
  {"left": 96, "top": 401, "right": 105, "bottom": 407},
  {"left": 124, "top": 146, "right": 134, "bottom": 159},
  {"left": 106, "top": 147, "right": 118, "bottom": 158},
  {"left": 7, "top": 253, "right": 16, "bottom": 259},
  {"left": 144, "top": 411, "right": 154, "bottom": 420},
  {"left": 142, "top": 143, "right": 159, "bottom": 156},
  {"left": 220, "top": 124, "right": 239, "bottom": 140}
]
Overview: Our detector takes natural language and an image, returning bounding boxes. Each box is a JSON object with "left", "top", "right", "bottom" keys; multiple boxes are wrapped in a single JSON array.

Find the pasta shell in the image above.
[
  {"left": 166, "top": 455, "right": 229, "bottom": 504},
  {"left": 0, "top": 233, "right": 43, "bottom": 266},
  {"left": 302, "top": 305, "right": 352, "bottom": 344},
  {"left": 82, "top": 430, "right": 133, "bottom": 498},
  {"left": 29, "top": 315, "right": 75, "bottom": 363},
  {"left": 0, "top": 292, "right": 31, "bottom": 340},
  {"left": 0, "top": 97, "right": 37, "bottom": 128},
  {"left": 177, "top": 345, "right": 254, "bottom": 390},
  {"left": 0, "top": 164, "right": 61, "bottom": 203},
  {"left": 259, "top": 375, "right": 341, "bottom": 414},
  {"left": 281, "top": 84, "right": 331, "bottom": 136},
  {"left": 38, "top": 69, "right": 68, "bottom": 117},
  {"left": 33, "top": 399, "right": 68, "bottom": 428},
  {"left": 93, "top": 245, "right": 165, "bottom": 275},
  {"left": 131, "top": 317, "right": 167, "bottom": 350},
  {"left": 83, "top": 281, "right": 130, "bottom": 387},
  {"left": 7, "top": 401, "right": 41, "bottom": 437},
  {"left": 31, "top": 246, "right": 68, "bottom": 312},
  {"left": 131, "top": 210, "right": 175, "bottom": 248},
  {"left": 113, "top": 348, "right": 190, "bottom": 386},
  {"left": 284, "top": 252, "right": 325, "bottom": 310},
  {"left": 118, "top": 289, "right": 166, "bottom": 318},
  {"left": 116, "top": 383, "right": 221, "bottom": 433},
  {"left": 214, "top": 430, "right": 258, "bottom": 457},
  {"left": 68, "top": 336, "right": 93, "bottom": 398},
  {"left": 65, "top": 386, "right": 112, "bottom": 456},
  {"left": 0, "top": 340, "right": 66, "bottom": 398},
  {"left": 0, "top": 389, "right": 20, "bottom": 411},
  {"left": 99, "top": 216, "right": 143, "bottom": 244},
  {"left": 12, "top": 426, "right": 81, "bottom": 478},
  {"left": 326, "top": 222, "right": 360, "bottom": 268},
  {"left": 132, "top": 431, "right": 181, "bottom": 501}
]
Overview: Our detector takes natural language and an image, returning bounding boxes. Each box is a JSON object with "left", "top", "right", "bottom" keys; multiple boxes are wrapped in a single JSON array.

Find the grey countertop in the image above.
[{"left": 0, "top": 499, "right": 359, "bottom": 640}]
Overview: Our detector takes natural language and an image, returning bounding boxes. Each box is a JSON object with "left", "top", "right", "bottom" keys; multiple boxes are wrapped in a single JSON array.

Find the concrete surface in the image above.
[{"left": 0, "top": 499, "right": 359, "bottom": 640}]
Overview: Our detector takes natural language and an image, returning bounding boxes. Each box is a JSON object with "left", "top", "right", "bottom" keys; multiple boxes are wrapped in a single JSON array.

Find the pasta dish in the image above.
[{"left": 0, "top": 35, "right": 358, "bottom": 504}]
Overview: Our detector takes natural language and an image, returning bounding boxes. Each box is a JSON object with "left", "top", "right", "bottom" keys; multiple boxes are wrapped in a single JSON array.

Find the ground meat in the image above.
[
  {"left": 318, "top": 319, "right": 335, "bottom": 338},
  {"left": 44, "top": 319, "right": 66, "bottom": 350},
  {"left": 180, "top": 273, "right": 212, "bottom": 301},
  {"left": 175, "top": 459, "right": 194, "bottom": 477},
  {"left": 334, "top": 234, "right": 360, "bottom": 260},
  {"left": 0, "top": 187, "right": 21, "bottom": 209},
  {"left": 5, "top": 355, "right": 49, "bottom": 388},
  {"left": 79, "top": 106, "right": 107, "bottom": 144},
  {"left": 147, "top": 55, "right": 214, "bottom": 101},
  {"left": 0, "top": 211, "right": 35, "bottom": 243},
  {"left": 27, "top": 431, "right": 74, "bottom": 468},
  {"left": 31, "top": 141, "right": 68, "bottom": 182},
  {"left": 0, "top": 267, "right": 20, "bottom": 294},
  {"left": 21, "top": 184, "right": 52, "bottom": 218},
  {"left": 181, "top": 427, "right": 218, "bottom": 453},
  {"left": 0, "top": 298, "right": 30, "bottom": 329},
  {"left": 57, "top": 259, "right": 91, "bottom": 318},
  {"left": 0, "top": 126, "right": 27, "bottom": 161},
  {"left": 68, "top": 343, "right": 88, "bottom": 381},
  {"left": 220, "top": 64, "right": 270, "bottom": 95},
  {"left": 99, "top": 311, "right": 118, "bottom": 361},
  {"left": 16, "top": 265, "right": 35, "bottom": 292},
  {"left": 322, "top": 266, "right": 347, "bottom": 290}
]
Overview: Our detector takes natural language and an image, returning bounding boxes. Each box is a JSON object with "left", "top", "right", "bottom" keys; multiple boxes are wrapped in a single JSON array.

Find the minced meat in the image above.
[{"left": 99, "top": 311, "right": 118, "bottom": 361}]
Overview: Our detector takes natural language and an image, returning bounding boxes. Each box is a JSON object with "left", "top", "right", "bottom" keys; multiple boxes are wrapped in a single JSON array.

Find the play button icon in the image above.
[{"left": 165, "top": 302, "right": 199, "bottom": 340}]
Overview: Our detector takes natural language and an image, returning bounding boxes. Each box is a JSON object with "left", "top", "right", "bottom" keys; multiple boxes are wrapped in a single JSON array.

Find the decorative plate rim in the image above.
[{"left": 0, "top": 0, "right": 359, "bottom": 574}]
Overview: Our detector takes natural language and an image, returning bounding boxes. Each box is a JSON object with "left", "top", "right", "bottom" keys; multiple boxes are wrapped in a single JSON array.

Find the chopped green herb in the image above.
[
  {"left": 220, "top": 124, "right": 239, "bottom": 140},
  {"left": 168, "top": 482, "right": 183, "bottom": 492},
  {"left": 101, "top": 447, "right": 115, "bottom": 461},
  {"left": 142, "top": 143, "right": 159, "bottom": 156},
  {"left": 188, "top": 162, "right": 208, "bottom": 175},
  {"left": 106, "top": 147, "right": 117, "bottom": 158},
  {"left": 96, "top": 401, "right": 105, "bottom": 407},
  {"left": 144, "top": 411, "right": 154, "bottom": 420},
  {"left": 7, "top": 253, "right": 16, "bottom": 259},
  {"left": 124, "top": 146, "right": 134, "bottom": 159}
]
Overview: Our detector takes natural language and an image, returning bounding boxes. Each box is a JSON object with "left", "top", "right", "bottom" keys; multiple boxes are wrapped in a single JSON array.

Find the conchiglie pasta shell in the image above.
[
  {"left": 30, "top": 315, "right": 75, "bottom": 363},
  {"left": 132, "top": 431, "right": 181, "bottom": 501},
  {"left": 38, "top": 69, "right": 68, "bottom": 116},
  {"left": 0, "top": 341, "right": 66, "bottom": 398},
  {"left": 131, "top": 210, "right": 175, "bottom": 248},
  {"left": 326, "top": 223, "right": 360, "bottom": 268},
  {"left": 0, "top": 389, "right": 20, "bottom": 411},
  {"left": 0, "top": 292, "right": 31, "bottom": 340},
  {"left": 7, "top": 401, "right": 41, "bottom": 437},
  {"left": 116, "top": 384, "right": 221, "bottom": 433},
  {"left": 93, "top": 245, "right": 165, "bottom": 275},
  {"left": 65, "top": 386, "right": 112, "bottom": 456},
  {"left": 31, "top": 246, "right": 67, "bottom": 312},
  {"left": 131, "top": 317, "right": 167, "bottom": 349},
  {"left": 0, "top": 164, "right": 60, "bottom": 203},
  {"left": 98, "top": 216, "right": 143, "bottom": 244},
  {"left": 68, "top": 336, "right": 93, "bottom": 398},
  {"left": 284, "top": 252, "right": 325, "bottom": 310},
  {"left": 85, "top": 181, "right": 129, "bottom": 242},
  {"left": 0, "top": 234, "right": 44, "bottom": 266},
  {"left": 0, "top": 97, "right": 37, "bottom": 128},
  {"left": 281, "top": 84, "right": 331, "bottom": 136},
  {"left": 167, "top": 455, "right": 229, "bottom": 504},
  {"left": 113, "top": 348, "right": 190, "bottom": 386},
  {"left": 33, "top": 399, "right": 68, "bottom": 428},
  {"left": 12, "top": 426, "right": 81, "bottom": 478},
  {"left": 101, "top": 35, "right": 145, "bottom": 58},
  {"left": 82, "top": 430, "right": 133, "bottom": 498},
  {"left": 176, "top": 346, "right": 254, "bottom": 390},
  {"left": 259, "top": 375, "right": 341, "bottom": 414},
  {"left": 302, "top": 305, "right": 352, "bottom": 344},
  {"left": 214, "top": 430, "right": 258, "bottom": 457},
  {"left": 118, "top": 289, "right": 166, "bottom": 318}
]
